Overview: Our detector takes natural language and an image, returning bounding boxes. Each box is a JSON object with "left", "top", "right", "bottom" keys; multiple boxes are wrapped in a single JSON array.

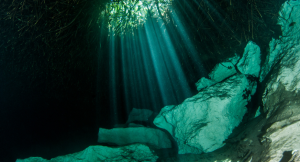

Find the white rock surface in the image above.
[
  {"left": 98, "top": 127, "right": 172, "bottom": 149},
  {"left": 237, "top": 41, "right": 261, "bottom": 77},
  {"left": 258, "top": 1, "right": 300, "bottom": 162},
  {"left": 260, "top": 0, "right": 300, "bottom": 82},
  {"left": 196, "top": 42, "right": 261, "bottom": 92},
  {"left": 261, "top": 121, "right": 300, "bottom": 162},
  {"left": 261, "top": 0, "right": 300, "bottom": 118},
  {"left": 154, "top": 73, "right": 256, "bottom": 154},
  {"left": 195, "top": 77, "right": 215, "bottom": 91},
  {"left": 160, "top": 39, "right": 261, "bottom": 154},
  {"left": 195, "top": 55, "right": 239, "bottom": 91},
  {"left": 278, "top": 0, "right": 300, "bottom": 42},
  {"left": 208, "top": 62, "right": 237, "bottom": 83},
  {"left": 16, "top": 144, "right": 158, "bottom": 162},
  {"left": 264, "top": 46, "right": 300, "bottom": 93}
]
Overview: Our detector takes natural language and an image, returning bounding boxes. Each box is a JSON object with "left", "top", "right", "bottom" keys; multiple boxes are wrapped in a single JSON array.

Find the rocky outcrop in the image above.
[
  {"left": 258, "top": 1, "right": 300, "bottom": 161},
  {"left": 195, "top": 54, "right": 239, "bottom": 91},
  {"left": 195, "top": 40, "right": 261, "bottom": 92},
  {"left": 260, "top": 0, "right": 300, "bottom": 119},
  {"left": 154, "top": 73, "right": 257, "bottom": 154},
  {"left": 16, "top": 144, "right": 158, "bottom": 162},
  {"left": 260, "top": 0, "right": 300, "bottom": 83},
  {"left": 215, "top": 1, "right": 300, "bottom": 161},
  {"left": 154, "top": 40, "right": 261, "bottom": 154},
  {"left": 98, "top": 107, "right": 171, "bottom": 150},
  {"left": 261, "top": 120, "right": 300, "bottom": 162},
  {"left": 15, "top": 1, "right": 300, "bottom": 161}
]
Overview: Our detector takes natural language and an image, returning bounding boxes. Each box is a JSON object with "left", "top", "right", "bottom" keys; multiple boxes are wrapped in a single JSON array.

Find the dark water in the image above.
[{"left": 0, "top": 0, "right": 284, "bottom": 161}]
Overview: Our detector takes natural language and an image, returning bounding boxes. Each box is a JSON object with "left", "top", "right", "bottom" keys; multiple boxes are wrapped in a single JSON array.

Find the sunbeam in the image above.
[
  {"left": 104, "top": 3, "right": 208, "bottom": 126},
  {"left": 1, "top": 0, "right": 293, "bottom": 161}
]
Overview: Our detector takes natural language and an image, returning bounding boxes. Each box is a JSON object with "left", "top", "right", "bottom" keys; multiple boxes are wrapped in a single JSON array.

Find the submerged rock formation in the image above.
[
  {"left": 98, "top": 107, "right": 171, "bottom": 150},
  {"left": 154, "top": 0, "right": 300, "bottom": 159},
  {"left": 15, "top": 0, "right": 300, "bottom": 161},
  {"left": 195, "top": 54, "right": 239, "bottom": 91},
  {"left": 237, "top": 41, "right": 261, "bottom": 77},
  {"left": 182, "top": 1, "right": 300, "bottom": 161},
  {"left": 154, "top": 74, "right": 256, "bottom": 154},
  {"left": 258, "top": 1, "right": 300, "bottom": 161},
  {"left": 16, "top": 144, "right": 158, "bottom": 162},
  {"left": 153, "top": 40, "right": 261, "bottom": 154}
]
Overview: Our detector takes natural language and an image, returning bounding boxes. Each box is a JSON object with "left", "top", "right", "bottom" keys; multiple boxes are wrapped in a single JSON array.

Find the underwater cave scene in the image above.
[{"left": 2, "top": 0, "right": 300, "bottom": 161}]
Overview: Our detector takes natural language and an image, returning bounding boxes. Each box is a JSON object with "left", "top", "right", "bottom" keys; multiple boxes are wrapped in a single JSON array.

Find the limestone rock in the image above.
[
  {"left": 158, "top": 41, "right": 261, "bottom": 154},
  {"left": 154, "top": 73, "right": 256, "bottom": 154},
  {"left": 261, "top": 121, "right": 300, "bottom": 162},
  {"left": 237, "top": 41, "right": 261, "bottom": 77},
  {"left": 261, "top": 0, "right": 300, "bottom": 118},
  {"left": 289, "top": 150, "right": 300, "bottom": 162},
  {"left": 195, "top": 77, "right": 215, "bottom": 91},
  {"left": 259, "top": 38, "right": 285, "bottom": 82},
  {"left": 258, "top": 2, "right": 300, "bottom": 162},
  {"left": 195, "top": 55, "right": 239, "bottom": 91},
  {"left": 16, "top": 144, "right": 158, "bottom": 162},
  {"left": 260, "top": 0, "right": 300, "bottom": 82}
]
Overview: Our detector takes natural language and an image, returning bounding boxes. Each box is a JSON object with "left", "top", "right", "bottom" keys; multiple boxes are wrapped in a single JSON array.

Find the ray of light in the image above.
[
  {"left": 108, "top": 31, "right": 120, "bottom": 124},
  {"left": 105, "top": 1, "right": 210, "bottom": 125},
  {"left": 168, "top": 7, "right": 208, "bottom": 77}
]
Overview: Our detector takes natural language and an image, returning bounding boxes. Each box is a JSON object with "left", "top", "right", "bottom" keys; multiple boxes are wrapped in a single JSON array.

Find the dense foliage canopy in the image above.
[{"left": 99, "top": 0, "right": 172, "bottom": 34}]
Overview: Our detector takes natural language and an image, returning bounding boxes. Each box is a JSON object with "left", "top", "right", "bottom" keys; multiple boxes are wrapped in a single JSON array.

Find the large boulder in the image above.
[
  {"left": 16, "top": 144, "right": 158, "bottom": 162},
  {"left": 154, "top": 73, "right": 256, "bottom": 154},
  {"left": 196, "top": 40, "right": 261, "bottom": 92},
  {"left": 154, "top": 39, "right": 261, "bottom": 154}
]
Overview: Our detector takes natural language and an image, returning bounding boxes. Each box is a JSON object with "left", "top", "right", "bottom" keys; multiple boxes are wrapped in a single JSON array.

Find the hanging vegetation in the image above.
[
  {"left": 98, "top": 0, "right": 172, "bottom": 34},
  {"left": 170, "top": 0, "right": 285, "bottom": 70}
]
